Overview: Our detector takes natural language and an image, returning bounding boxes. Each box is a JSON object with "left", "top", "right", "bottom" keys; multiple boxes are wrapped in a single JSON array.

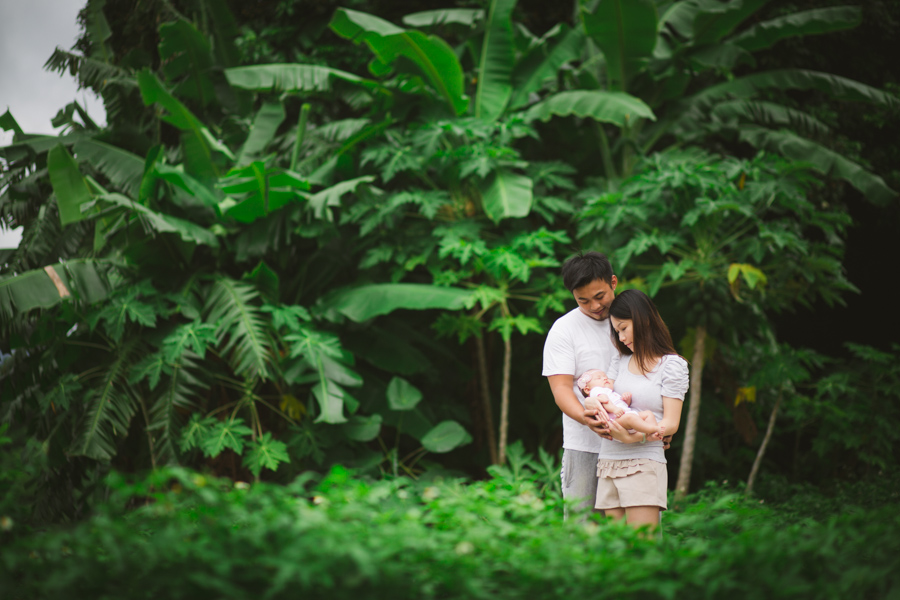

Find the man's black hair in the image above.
[{"left": 561, "top": 251, "right": 614, "bottom": 291}]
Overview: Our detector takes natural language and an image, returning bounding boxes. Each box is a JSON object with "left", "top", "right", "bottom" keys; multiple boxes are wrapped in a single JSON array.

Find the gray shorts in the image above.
[{"left": 561, "top": 448, "right": 602, "bottom": 519}]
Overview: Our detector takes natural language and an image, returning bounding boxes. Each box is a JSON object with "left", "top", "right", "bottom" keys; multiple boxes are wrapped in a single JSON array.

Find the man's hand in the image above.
[
  {"left": 662, "top": 434, "right": 673, "bottom": 450},
  {"left": 583, "top": 406, "right": 612, "bottom": 439}
]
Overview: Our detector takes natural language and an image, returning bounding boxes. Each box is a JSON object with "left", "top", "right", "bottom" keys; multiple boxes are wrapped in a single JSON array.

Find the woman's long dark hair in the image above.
[{"left": 608, "top": 289, "right": 677, "bottom": 374}]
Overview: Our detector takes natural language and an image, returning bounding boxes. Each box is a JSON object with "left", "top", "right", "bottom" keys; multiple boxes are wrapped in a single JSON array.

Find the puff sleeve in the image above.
[
  {"left": 607, "top": 352, "right": 621, "bottom": 380},
  {"left": 660, "top": 355, "right": 689, "bottom": 400}
]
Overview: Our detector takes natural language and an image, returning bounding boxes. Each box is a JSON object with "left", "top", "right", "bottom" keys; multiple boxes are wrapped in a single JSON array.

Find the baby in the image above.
[{"left": 576, "top": 369, "right": 665, "bottom": 440}]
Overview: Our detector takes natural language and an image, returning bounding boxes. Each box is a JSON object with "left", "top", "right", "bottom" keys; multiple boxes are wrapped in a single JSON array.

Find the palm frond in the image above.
[
  {"left": 204, "top": 277, "right": 275, "bottom": 380},
  {"left": 43, "top": 47, "right": 134, "bottom": 93},
  {"left": 70, "top": 338, "right": 139, "bottom": 461},
  {"left": 147, "top": 351, "right": 207, "bottom": 465}
]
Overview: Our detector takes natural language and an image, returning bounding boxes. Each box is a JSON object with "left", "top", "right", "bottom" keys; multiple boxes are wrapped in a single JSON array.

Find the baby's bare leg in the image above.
[{"left": 617, "top": 411, "right": 660, "bottom": 435}]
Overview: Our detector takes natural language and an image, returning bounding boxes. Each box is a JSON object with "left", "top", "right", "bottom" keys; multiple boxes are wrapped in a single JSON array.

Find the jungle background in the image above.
[{"left": 1, "top": 0, "right": 899, "bottom": 597}]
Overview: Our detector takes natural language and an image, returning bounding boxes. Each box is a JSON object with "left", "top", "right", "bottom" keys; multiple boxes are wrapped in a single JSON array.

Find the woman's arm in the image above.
[
  {"left": 606, "top": 396, "right": 682, "bottom": 444},
  {"left": 657, "top": 396, "right": 683, "bottom": 437},
  {"left": 604, "top": 418, "right": 645, "bottom": 443}
]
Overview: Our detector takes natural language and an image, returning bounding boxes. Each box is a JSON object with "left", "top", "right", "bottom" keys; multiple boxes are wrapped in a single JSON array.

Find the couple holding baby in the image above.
[{"left": 542, "top": 252, "right": 689, "bottom": 531}]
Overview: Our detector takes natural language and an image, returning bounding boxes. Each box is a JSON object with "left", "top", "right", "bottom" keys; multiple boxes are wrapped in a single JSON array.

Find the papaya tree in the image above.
[{"left": 576, "top": 149, "right": 857, "bottom": 497}]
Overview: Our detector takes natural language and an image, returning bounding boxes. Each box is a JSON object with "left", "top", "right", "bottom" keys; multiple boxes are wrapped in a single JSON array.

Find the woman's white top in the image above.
[{"left": 600, "top": 354, "right": 689, "bottom": 463}]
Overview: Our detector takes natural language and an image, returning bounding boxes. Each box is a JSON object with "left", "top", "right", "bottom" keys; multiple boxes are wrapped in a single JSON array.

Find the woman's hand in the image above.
[{"left": 606, "top": 419, "right": 643, "bottom": 444}]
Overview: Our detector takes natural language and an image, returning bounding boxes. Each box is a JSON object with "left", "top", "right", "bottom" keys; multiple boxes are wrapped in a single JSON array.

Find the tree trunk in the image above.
[
  {"left": 475, "top": 334, "right": 499, "bottom": 464},
  {"left": 746, "top": 388, "right": 782, "bottom": 497},
  {"left": 675, "top": 325, "right": 706, "bottom": 500},
  {"left": 498, "top": 335, "right": 512, "bottom": 465}
]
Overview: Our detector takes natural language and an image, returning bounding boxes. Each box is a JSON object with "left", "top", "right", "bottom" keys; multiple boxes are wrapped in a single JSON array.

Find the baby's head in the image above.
[{"left": 576, "top": 369, "right": 612, "bottom": 396}]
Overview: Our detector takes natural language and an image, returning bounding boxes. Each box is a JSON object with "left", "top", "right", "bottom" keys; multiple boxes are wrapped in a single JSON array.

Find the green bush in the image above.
[{"left": 3, "top": 458, "right": 899, "bottom": 600}]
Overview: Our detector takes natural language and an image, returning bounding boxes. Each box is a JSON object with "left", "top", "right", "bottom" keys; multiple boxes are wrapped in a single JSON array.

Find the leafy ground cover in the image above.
[{"left": 2, "top": 443, "right": 898, "bottom": 600}]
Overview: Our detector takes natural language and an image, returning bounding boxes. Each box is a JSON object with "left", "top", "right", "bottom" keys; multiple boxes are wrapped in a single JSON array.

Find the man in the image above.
[{"left": 542, "top": 251, "right": 619, "bottom": 517}]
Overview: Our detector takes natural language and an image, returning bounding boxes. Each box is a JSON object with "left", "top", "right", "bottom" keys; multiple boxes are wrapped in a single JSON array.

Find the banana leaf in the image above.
[
  {"left": 480, "top": 169, "right": 533, "bottom": 223},
  {"left": 523, "top": 90, "right": 655, "bottom": 125},
  {"left": 0, "top": 259, "right": 114, "bottom": 321},
  {"left": 100, "top": 193, "right": 220, "bottom": 246},
  {"left": 158, "top": 20, "right": 216, "bottom": 106},
  {"left": 235, "top": 101, "right": 285, "bottom": 166},
  {"left": 402, "top": 9, "right": 484, "bottom": 27},
  {"left": 48, "top": 144, "right": 94, "bottom": 226},
  {"left": 326, "top": 283, "right": 474, "bottom": 322},
  {"left": 224, "top": 64, "right": 374, "bottom": 92},
  {"left": 330, "top": 8, "right": 468, "bottom": 116},
  {"left": 474, "top": 0, "right": 515, "bottom": 121},
  {"left": 509, "top": 25, "right": 585, "bottom": 110},
  {"left": 740, "top": 126, "right": 897, "bottom": 205},
  {"left": 581, "top": 0, "right": 658, "bottom": 92},
  {"left": 72, "top": 138, "right": 144, "bottom": 199},
  {"left": 731, "top": 6, "right": 861, "bottom": 52},
  {"left": 688, "top": 69, "right": 900, "bottom": 110}
]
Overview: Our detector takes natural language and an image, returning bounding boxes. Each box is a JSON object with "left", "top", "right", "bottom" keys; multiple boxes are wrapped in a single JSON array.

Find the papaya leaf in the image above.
[
  {"left": 199, "top": 418, "right": 254, "bottom": 457},
  {"left": 178, "top": 413, "right": 218, "bottom": 453},
  {"left": 162, "top": 319, "right": 219, "bottom": 361},
  {"left": 87, "top": 287, "right": 159, "bottom": 341},
  {"left": 243, "top": 432, "right": 290, "bottom": 476}
]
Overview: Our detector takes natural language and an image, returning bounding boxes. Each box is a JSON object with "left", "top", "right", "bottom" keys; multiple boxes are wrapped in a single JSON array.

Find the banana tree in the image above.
[
  {"left": 0, "top": 3, "right": 477, "bottom": 498},
  {"left": 520, "top": 0, "right": 899, "bottom": 203}
]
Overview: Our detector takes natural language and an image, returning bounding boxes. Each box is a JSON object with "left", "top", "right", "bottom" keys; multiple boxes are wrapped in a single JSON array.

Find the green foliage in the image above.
[
  {"left": 2, "top": 463, "right": 899, "bottom": 599},
  {"left": 1, "top": 0, "right": 897, "bottom": 520}
]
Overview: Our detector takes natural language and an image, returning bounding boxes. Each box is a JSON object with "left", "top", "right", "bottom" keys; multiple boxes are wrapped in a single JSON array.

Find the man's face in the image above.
[{"left": 572, "top": 276, "right": 617, "bottom": 321}]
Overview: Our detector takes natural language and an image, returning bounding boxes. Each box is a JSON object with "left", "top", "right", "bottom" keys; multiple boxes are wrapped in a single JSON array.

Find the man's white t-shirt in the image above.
[{"left": 542, "top": 307, "right": 620, "bottom": 453}]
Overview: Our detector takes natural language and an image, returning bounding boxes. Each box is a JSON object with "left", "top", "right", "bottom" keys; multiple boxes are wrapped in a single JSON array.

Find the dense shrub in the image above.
[{"left": 2, "top": 460, "right": 899, "bottom": 600}]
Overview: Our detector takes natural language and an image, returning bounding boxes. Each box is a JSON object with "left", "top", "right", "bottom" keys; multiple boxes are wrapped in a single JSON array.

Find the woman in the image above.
[{"left": 584, "top": 289, "right": 689, "bottom": 530}]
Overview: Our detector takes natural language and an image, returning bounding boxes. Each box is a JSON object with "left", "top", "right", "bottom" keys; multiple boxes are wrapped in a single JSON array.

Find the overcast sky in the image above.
[{"left": 1, "top": 0, "right": 105, "bottom": 247}]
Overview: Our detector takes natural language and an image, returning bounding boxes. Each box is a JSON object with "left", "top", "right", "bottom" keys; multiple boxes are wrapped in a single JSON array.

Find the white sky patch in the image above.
[{"left": 0, "top": 0, "right": 106, "bottom": 146}]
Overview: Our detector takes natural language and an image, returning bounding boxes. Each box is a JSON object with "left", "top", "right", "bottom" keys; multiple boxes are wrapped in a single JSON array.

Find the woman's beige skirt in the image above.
[{"left": 595, "top": 458, "right": 668, "bottom": 510}]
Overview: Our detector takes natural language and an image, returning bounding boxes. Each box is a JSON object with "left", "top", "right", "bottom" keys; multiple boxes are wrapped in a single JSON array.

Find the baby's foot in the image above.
[{"left": 650, "top": 425, "right": 666, "bottom": 442}]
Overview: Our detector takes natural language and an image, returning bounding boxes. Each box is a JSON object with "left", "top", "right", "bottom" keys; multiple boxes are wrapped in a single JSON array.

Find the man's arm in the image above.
[{"left": 548, "top": 374, "right": 610, "bottom": 431}]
